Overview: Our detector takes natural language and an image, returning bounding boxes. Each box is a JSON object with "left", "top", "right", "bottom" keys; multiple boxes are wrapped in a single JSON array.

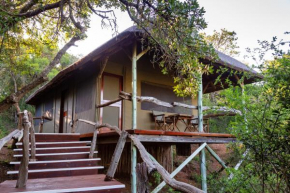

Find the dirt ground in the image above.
[{"left": 0, "top": 143, "right": 16, "bottom": 183}]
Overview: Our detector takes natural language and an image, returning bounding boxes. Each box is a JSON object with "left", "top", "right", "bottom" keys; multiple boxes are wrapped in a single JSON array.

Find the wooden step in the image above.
[
  {"left": 33, "top": 133, "right": 80, "bottom": 142},
  {"left": 14, "top": 151, "right": 98, "bottom": 161},
  {"left": 0, "top": 174, "right": 125, "bottom": 193},
  {"left": 13, "top": 146, "right": 91, "bottom": 154},
  {"left": 11, "top": 158, "right": 100, "bottom": 170},
  {"left": 16, "top": 141, "right": 91, "bottom": 148},
  {"left": 7, "top": 166, "right": 103, "bottom": 179}
]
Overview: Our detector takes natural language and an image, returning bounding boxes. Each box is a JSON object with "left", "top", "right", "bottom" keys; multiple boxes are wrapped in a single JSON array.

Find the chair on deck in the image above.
[
  {"left": 152, "top": 111, "right": 174, "bottom": 131},
  {"left": 186, "top": 117, "right": 209, "bottom": 132}
]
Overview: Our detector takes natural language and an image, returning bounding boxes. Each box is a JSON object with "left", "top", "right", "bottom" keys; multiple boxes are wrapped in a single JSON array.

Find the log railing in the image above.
[
  {"left": 0, "top": 110, "right": 36, "bottom": 188},
  {"left": 74, "top": 118, "right": 204, "bottom": 193},
  {"left": 33, "top": 115, "right": 52, "bottom": 133}
]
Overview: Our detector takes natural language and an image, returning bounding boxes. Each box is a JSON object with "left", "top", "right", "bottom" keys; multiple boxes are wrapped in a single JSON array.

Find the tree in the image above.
[
  {"left": 202, "top": 28, "right": 240, "bottom": 57},
  {"left": 208, "top": 35, "right": 290, "bottom": 192},
  {"left": 0, "top": 0, "right": 215, "bottom": 113}
]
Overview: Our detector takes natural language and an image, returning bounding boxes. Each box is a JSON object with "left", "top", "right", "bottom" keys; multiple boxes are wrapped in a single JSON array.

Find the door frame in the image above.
[
  {"left": 59, "top": 89, "right": 68, "bottom": 133},
  {"left": 100, "top": 72, "right": 123, "bottom": 130}
]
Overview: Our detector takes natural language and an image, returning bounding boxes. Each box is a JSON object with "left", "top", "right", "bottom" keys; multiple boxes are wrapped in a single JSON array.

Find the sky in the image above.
[{"left": 68, "top": 0, "right": 290, "bottom": 65}]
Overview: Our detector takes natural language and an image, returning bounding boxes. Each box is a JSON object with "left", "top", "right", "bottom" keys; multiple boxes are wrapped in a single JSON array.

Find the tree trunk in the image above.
[{"left": 0, "top": 35, "right": 82, "bottom": 114}]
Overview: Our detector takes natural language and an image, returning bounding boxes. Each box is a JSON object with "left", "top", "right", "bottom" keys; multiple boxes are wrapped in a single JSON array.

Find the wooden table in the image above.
[{"left": 166, "top": 114, "right": 194, "bottom": 131}]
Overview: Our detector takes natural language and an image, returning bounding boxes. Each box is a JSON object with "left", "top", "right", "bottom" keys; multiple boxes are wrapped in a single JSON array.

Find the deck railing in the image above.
[
  {"left": 0, "top": 110, "right": 36, "bottom": 188},
  {"left": 95, "top": 91, "right": 241, "bottom": 132}
]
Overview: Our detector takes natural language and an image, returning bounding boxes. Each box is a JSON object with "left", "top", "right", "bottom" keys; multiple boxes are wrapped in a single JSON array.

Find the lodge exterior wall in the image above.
[{"left": 36, "top": 50, "right": 198, "bottom": 134}]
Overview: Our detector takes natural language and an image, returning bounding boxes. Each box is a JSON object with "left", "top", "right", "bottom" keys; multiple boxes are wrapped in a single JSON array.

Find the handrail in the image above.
[
  {"left": 0, "top": 129, "right": 23, "bottom": 151},
  {"left": 74, "top": 119, "right": 99, "bottom": 158},
  {"left": 75, "top": 118, "right": 203, "bottom": 193},
  {"left": 33, "top": 115, "right": 52, "bottom": 133},
  {"left": 16, "top": 110, "right": 30, "bottom": 188},
  {"left": 96, "top": 91, "right": 241, "bottom": 116}
]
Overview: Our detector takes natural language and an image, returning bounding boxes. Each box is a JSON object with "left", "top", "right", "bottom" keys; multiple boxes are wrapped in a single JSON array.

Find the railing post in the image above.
[
  {"left": 131, "top": 41, "right": 137, "bottom": 193},
  {"left": 39, "top": 117, "right": 44, "bottom": 133},
  {"left": 89, "top": 128, "right": 98, "bottom": 158},
  {"left": 16, "top": 110, "right": 30, "bottom": 188},
  {"left": 198, "top": 75, "right": 207, "bottom": 192},
  {"left": 28, "top": 113, "right": 36, "bottom": 161}
]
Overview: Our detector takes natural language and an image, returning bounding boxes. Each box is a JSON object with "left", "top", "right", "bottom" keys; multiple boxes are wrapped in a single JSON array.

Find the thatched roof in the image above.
[{"left": 26, "top": 26, "right": 261, "bottom": 105}]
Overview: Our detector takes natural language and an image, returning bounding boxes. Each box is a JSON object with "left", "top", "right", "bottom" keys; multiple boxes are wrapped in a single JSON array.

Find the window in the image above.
[
  {"left": 44, "top": 99, "right": 54, "bottom": 122},
  {"left": 141, "top": 82, "right": 192, "bottom": 114},
  {"left": 75, "top": 80, "right": 93, "bottom": 113},
  {"left": 34, "top": 104, "right": 42, "bottom": 126}
]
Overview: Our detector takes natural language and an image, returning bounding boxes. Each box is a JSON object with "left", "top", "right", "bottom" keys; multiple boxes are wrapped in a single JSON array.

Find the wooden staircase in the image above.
[{"left": 1, "top": 133, "right": 125, "bottom": 193}]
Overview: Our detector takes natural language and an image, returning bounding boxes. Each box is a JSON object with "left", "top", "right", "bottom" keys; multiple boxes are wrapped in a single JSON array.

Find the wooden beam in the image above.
[
  {"left": 89, "top": 129, "right": 98, "bottom": 159},
  {"left": 136, "top": 47, "right": 150, "bottom": 61},
  {"left": 76, "top": 119, "right": 98, "bottom": 126},
  {"left": 0, "top": 130, "right": 21, "bottom": 151},
  {"left": 228, "top": 149, "right": 249, "bottom": 180},
  {"left": 28, "top": 113, "right": 36, "bottom": 162},
  {"left": 152, "top": 143, "right": 207, "bottom": 193},
  {"left": 203, "top": 82, "right": 210, "bottom": 94},
  {"left": 149, "top": 154, "right": 204, "bottom": 193},
  {"left": 96, "top": 98, "right": 122, "bottom": 108},
  {"left": 120, "top": 91, "right": 173, "bottom": 108},
  {"left": 16, "top": 110, "right": 30, "bottom": 188},
  {"left": 205, "top": 145, "right": 227, "bottom": 168},
  {"left": 135, "top": 135, "right": 236, "bottom": 144},
  {"left": 172, "top": 102, "right": 198, "bottom": 109},
  {"left": 105, "top": 131, "right": 128, "bottom": 181}
]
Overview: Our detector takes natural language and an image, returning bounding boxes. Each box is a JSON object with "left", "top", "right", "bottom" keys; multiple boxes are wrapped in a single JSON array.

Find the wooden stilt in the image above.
[
  {"left": 131, "top": 41, "right": 137, "bottom": 193},
  {"left": 198, "top": 75, "right": 207, "bottom": 192}
]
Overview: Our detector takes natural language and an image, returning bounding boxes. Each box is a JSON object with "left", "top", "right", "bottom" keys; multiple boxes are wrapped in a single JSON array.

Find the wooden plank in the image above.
[
  {"left": 85, "top": 129, "right": 236, "bottom": 139},
  {"left": 1, "top": 174, "right": 125, "bottom": 193},
  {"left": 133, "top": 129, "right": 235, "bottom": 138},
  {"left": 135, "top": 135, "right": 236, "bottom": 144},
  {"left": 105, "top": 131, "right": 128, "bottom": 181}
]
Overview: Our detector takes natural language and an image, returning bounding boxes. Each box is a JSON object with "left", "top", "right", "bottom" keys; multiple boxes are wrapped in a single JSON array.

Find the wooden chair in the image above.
[
  {"left": 152, "top": 111, "right": 174, "bottom": 131},
  {"left": 186, "top": 117, "right": 209, "bottom": 132}
]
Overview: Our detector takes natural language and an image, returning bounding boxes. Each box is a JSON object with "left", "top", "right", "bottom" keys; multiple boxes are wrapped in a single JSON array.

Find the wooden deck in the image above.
[
  {"left": 81, "top": 129, "right": 237, "bottom": 144},
  {"left": 0, "top": 174, "right": 125, "bottom": 193},
  {"left": 1, "top": 133, "right": 125, "bottom": 192}
]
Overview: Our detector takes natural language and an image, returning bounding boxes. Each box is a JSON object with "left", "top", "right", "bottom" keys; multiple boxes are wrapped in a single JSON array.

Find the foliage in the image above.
[
  {"left": 122, "top": 0, "right": 217, "bottom": 97},
  {"left": 201, "top": 28, "right": 240, "bottom": 57},
  {"left": 206, "top": 35, "right": 290, "bottom": 192}
]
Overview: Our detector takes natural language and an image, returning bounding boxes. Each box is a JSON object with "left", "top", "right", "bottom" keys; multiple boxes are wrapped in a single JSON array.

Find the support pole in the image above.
[
  {"left": 131, "top": 41, "right": 137, "bottom": 193},
  {"left": 198, "top": 75, "right": 207, "bottom": 192}
]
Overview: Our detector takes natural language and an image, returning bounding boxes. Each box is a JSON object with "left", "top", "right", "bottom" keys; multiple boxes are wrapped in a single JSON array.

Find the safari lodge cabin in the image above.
[{"left": 23, "top": 26, "right": 260, "bottom": 191}]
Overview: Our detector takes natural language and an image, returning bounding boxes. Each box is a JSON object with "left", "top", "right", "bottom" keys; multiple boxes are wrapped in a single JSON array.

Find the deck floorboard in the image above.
[{"left": 0, "top": 174, "right": 124, "bottom": 193}]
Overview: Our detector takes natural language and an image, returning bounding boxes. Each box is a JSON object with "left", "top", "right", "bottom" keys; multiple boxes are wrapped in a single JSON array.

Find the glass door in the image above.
[{"left": 100, "top": 73, "right": 123, "bottom": 132}]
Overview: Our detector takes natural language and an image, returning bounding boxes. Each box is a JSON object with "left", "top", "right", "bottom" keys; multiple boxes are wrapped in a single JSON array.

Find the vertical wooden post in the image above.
[
  {"left": 89, "top": 129, "right": 98, "bottom": 158},
  {"left": 131, "top": 41, "right": 137, "bottom": 193},
  {"left": 198, "top": 75, "right": 207, "bottom": 192},
  {"left": 16, "top": 110, "right": 30, "bottom": 188},
  {"left": 39, "top": 117, "right": 44, "bottom": 133},
  {"left": 28, "top": 113, "right": 36, "bottom": 161}
]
